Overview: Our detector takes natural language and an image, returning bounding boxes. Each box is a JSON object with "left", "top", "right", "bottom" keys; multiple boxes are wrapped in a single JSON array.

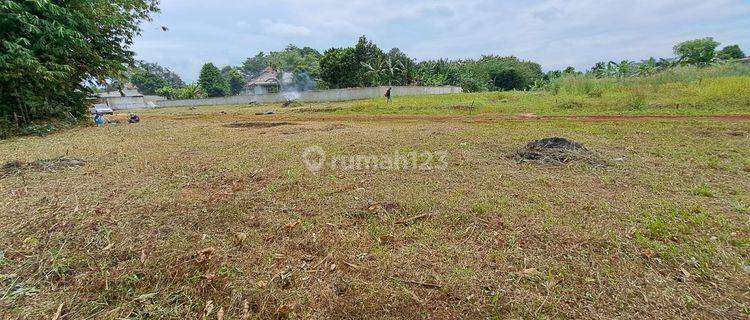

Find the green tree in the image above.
[
  {"left": 674, "top": 37, "right": 720, "bottom": 65},
  {"left": 415, "top": 59, "right": 461, "bottom": 86},
  {"left": 220, "top": 65, "right": 233, "bottom": 78},
  {"left": 320, "top": 48, "right": 360, "bottom": 88},
  {"left": 563, "top": 66, "right": 577, "bottom": 75},
  {"left": 385, "top": 48, "right": 416, "bottom": 85},
  {"left": 0, "top": 0, "right": 159, "bottom": 129},
  {"left": 361, "top": 55, "right": 406, "bottom": 86},
  {"left": 155, "top": 86, "right": 175, "bottom": 99},
  {"left": 354, "top": 36, "right": 385, "bottom": 87},
  {"left": 174, "top": 84, "right": 205, "bottom": 99},
  {"left": 716, "top": 45, "right": 746, "bottom": 60},
  {"left": 129, "top": 63, "right": 179, "bottom": 95},
  {"left": 133, "top": 61, "right": 184, "bottom": 90},
  {"left": 268, "top": 45, "right": 321, "bottom": 77},
  {"left": 198, "top": 63, "right": 230, "bottom": 97},
  {"left": 242, "top": 52, "right": 270, "bottom": 78},
  {"left": 130, "top": 70, "right": 167, "bottom": 95},
  {"left": 227, "top": 69, "right": 246, "bottom": 95},
  {"left": 320, "top": 47, "right": 359, "bottom": 89},
  {"left": 469, "top": 56, "right": 544, "bottom": 91}
]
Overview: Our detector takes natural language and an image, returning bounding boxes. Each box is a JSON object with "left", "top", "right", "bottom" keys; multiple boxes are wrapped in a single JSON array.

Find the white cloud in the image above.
[{"left": 260, "top": 19, "right": 312, "bottom": 37}]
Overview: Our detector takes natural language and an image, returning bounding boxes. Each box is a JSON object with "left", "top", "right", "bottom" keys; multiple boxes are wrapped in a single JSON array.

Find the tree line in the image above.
[
  {"left": 131, "top": 36, "right": 550, "bottom": 100},
  {"left": 132, "top": 36, "right": 746, "bottom": 101}
]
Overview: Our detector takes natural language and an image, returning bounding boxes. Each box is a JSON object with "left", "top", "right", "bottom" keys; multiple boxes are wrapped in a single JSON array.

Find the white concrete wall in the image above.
[
  {"left": 105, "top": 96, "right": 146, "bottom": 110},
  {"left": 105, "top": 95, "right": 167, "bottom": 110},
  {"left": 156, "top": 86, "right": 463, "bottom": 108}
]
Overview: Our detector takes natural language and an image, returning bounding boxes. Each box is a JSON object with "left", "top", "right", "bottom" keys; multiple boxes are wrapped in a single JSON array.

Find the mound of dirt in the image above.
[
  {"left": 224, "top": 122, "right": 296, "bottom": 129},
  {"left": 515, "top": 137, "right": 605, "bottom": 167},
  {"left": 2, "top": 157, "right": 85, "bottom": 177}
]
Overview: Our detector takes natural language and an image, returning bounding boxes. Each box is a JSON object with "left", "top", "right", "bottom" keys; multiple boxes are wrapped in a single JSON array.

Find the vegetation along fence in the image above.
[{"left": 155, "top": 86, "right": 463, "bottom": 108}]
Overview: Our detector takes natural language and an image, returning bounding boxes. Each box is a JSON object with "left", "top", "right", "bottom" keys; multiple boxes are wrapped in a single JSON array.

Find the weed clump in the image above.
[
  {"left": 515, "top": 137, "right": 606, "bottom": 167},
  {"left": 282, "top": 100, "right": 303, "bottom": 108},
  {"left": 2, "top": 157, "right": 85, "bottom": 177}
]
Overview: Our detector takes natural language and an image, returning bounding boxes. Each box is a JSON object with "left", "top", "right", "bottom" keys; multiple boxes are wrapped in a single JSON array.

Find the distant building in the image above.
[
  {"left": 737, "top": 57, "right": 750, "bottom": 64},
  {"left": 245, "top": 67, "right": 281, "bottom": 95},
  {"left": 95, "top": 83, "right": 164, "bottom": 110}
]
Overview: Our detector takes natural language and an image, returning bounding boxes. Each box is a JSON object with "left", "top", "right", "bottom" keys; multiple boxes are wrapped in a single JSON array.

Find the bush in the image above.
[
  {"left": 459, "top": 75, "right": 487, "bottom": 93},
  {"left": 0, "top": 118, "right": 16, "bottom": 139},
  {"left": 174, "top": 84, "right": 205, "bottom": 100},
  {"left": 156, "top": 86, "right": 175, "bottom": 99},
  {"left": 458, "top": 56, "right": 543, "bottom": 92},
  {"left": 22, "top": 124, "right": 57, "bottom": 137},
  {"left": 627, "top": 90, "right": 647, "bottom": 110}
]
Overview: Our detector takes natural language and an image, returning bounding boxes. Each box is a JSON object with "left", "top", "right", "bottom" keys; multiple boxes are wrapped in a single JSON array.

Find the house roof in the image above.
[
  {"left": 737, "top": 57, "right": 750, "bottom": 62},
  {"left": 246, "top": 67, "right": 279, "bottom": 87},
  {"left": 97, "top": 89, "right": 143, "bottom": 98}
]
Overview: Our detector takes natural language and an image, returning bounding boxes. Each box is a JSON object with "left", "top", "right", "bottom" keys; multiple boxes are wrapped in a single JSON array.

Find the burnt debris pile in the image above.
[{"left": 515, "top": 137, "right": 606, "bottom": 167}]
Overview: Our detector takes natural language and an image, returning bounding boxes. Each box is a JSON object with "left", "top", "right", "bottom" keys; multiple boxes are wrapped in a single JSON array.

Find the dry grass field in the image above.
[{"left": 1, "top": 99, "right": 749, "bottom": 319}]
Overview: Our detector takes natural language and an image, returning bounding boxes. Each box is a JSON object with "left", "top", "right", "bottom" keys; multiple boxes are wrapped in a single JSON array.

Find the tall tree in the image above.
[
  {"left": 716, "top": 45, "right": 746, "bottom": 60},
  {"left": 320, "top": 47, "right": 359, "bottom": 89},
  {"left": 242, "top": 52, "right": 270, "bottom": 78},
  {"left": 198, "top": 63, "right": 230, "bottom": 97},
  {"left": 129, "top": 61, "right": 184, "bottom": 95},
  {"left": 130, "top": 69, "right": 168, "bottom": 95},
  {"left": 0, "top": 0, "right": 159, "bottom": 127},
  {"left": 674, "top": 37, "right": 720, "bottom": 65},
  {"left": 227, "top": 69, "right": 246, "bottom": 95},
  {"left": 353, "top": 36, "right": 385, "bottom": 87},
  {"left": 268, "top": 44, "right": 321, "bottom": 77}
]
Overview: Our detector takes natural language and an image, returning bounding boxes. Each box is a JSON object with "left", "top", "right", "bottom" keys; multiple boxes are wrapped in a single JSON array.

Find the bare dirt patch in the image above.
[
  {"left": 2, "top": 157, "right": 85, "bottom": 177},
  {"left": 291, "top": 106, "right": 345, "bottom": 113},
  {"left": 515, "top": 137, "right": 606, "bottom": 167},
  {"left": 224, "top": 122, "right": 296, "bottom": 129},
  {"left": 280, "top": 123, "right": 348, "bottom": 135}
]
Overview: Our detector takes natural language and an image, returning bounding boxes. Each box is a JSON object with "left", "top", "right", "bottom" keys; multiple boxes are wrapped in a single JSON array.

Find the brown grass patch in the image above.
[
  {"left": 224, "top": 122, "right": 296, "bottom": 129},
  {"left": 1, "top": 108, "right": 749, "bottom": 319}
]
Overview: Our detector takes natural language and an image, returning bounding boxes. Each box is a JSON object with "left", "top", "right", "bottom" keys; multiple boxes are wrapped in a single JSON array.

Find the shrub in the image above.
[
  {"left": 22, "top": 124, "right": 57, "bottom": 137},
  {"left": 627, "top": 90, "right": 647, "bottom": 110}
]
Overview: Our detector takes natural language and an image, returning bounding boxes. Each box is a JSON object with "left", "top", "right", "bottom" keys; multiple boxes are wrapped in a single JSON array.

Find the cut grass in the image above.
[
  {"left": 140, "top": 72, "right": 750, "bottom": 119},
  {"left": 1, "top": 92, "right": 749, "bottom": 318}
]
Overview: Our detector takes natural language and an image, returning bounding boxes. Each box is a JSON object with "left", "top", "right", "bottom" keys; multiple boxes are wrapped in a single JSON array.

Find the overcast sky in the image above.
[{"left": 132, "top": 0, "right": 750, "bottom": 82}]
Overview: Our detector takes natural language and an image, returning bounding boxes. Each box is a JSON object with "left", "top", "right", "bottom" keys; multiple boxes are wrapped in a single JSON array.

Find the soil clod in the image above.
[{"left": 515, "top": 137, "right": 605, "bottom": 167}]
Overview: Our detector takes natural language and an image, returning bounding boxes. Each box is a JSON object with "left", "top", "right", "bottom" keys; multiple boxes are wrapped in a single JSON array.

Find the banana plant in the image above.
[{"left": 361, "top": 56, "right": 405, "bottom": 86}]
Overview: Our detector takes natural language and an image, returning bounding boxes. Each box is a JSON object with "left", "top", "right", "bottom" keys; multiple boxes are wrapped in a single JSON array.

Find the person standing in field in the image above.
[{"left": 385, "top": 87, "right": 392, "bottom": 103}]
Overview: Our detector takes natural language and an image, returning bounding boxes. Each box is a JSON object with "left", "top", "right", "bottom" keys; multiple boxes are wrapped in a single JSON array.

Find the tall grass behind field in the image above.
[
  {"left": 549, "top": 63, "right": 750, "bottom": 96},
  {"left": 327, "top": 64, "right": 750, "bottom": 116},
  {"left": 545, "top": 64, "right": 750, "bottom": 114},
  {"left": 154, "top": 64, "right": 750, "bottom": 117}
]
